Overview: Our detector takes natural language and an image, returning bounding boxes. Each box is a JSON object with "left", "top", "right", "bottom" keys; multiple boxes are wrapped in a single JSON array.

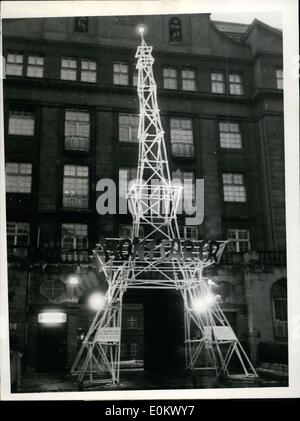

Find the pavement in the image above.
[{"left": 16, "top": 368, "right": 288, "bottom": 393}]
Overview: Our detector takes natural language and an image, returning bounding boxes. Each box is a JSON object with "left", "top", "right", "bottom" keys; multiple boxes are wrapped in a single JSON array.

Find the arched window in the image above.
[
  {"left": 271, "top": 278, "right": 287, "bottom": 340},
  {"left": 169, "top": 17, "right": 182, "bottom": 42}
]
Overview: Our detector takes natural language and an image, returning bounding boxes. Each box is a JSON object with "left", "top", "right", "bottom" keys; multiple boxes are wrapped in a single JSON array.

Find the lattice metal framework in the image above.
[{"left": 71, "top": 29, "right": 258, "bottom": 385}]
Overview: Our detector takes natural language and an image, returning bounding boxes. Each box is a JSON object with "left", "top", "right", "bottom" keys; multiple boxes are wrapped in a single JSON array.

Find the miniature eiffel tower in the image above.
[{"left": 71, "top": 27, "right": 258, "bottom": 385}]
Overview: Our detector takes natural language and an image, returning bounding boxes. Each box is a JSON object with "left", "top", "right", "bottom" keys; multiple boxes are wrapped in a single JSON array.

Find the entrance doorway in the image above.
[
  {"left": 36, "top": 313, "right": 67, "bottom": 372},
  {"left": 124, "top": 290, "right": 184, "bottom": 371}
]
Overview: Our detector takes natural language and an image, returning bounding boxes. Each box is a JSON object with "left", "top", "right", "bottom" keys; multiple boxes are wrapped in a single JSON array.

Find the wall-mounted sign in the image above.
[
  {"left": 38, "top": 312, "right": 67, "bottom": 324},
  {"left": 96, "top": 237, "right": 226, "bottom": 265},
  {"left": 94, "top": 327, "right": 121, "bottom": 343}
]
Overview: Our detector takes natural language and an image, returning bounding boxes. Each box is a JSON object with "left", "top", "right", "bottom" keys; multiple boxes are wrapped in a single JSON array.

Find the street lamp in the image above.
[
  {"left": 192, "top": 292, "right": 220, "bottom": 314},
  {"left": 68, "top": 275, "right": 80, "bottom": 300},
  {"left": 88, "top": 291, "right": 106, "bottom": 312}
]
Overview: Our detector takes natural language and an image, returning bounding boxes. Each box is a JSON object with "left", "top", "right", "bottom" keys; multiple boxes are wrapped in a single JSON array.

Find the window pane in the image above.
[
  {"left": 8, "top": 111, "right": 35, "bottom": 136},
  {"left": 227, "top": 229, "right": 250, "bottom": 252},
  {"left": 61, "top": 57, "right": 77, "bottom": 80},
  {"left": 63, "top": 165, "right": 89, "bottom": 209},
  {"left": 170, "top": 118, "right": 194, "bottom": 157},
  {"left": 182, "top": 69, "right": 196, "bottom": 91},
  {"left": 81, "top": 59, "right": 97, "bottom": 83},
  {"left": 113, "top": 62, "right": 129, "bottom": 85},
  {"left": 6, "top": 53, "right": 23, "bottom": 76},
  {"left": 211, "top": 72, "right": 225, "bottom": 93},
  {"left": 223, "top": 173, "right": 246, "bottom": 202},
  {"left": 65, "top": 109, "right": 90, "bottom": 151},
  {"left": 5, "top": 163, "right": 32, "bottom": 193},
  {"left": 163, "top": 67, "right": 178, "bottom": 89},
  {"left": 119, "top": 113, "right": 139, "bottom": 142},
  {"left": 27, "top": 55, "right": 44, "bottom": 78},
  {"left": 219, "top": 121, "right": 242, "bottom": 149}
]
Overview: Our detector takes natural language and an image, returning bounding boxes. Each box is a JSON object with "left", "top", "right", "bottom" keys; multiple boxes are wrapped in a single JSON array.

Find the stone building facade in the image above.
[{"left": 3, "top": 14, "right": 286, "bottom": 372}]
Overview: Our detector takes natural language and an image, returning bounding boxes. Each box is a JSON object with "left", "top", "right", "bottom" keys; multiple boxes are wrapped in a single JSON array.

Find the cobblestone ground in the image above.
[{"left": 17, "top": 369, "right": 288, "bottom": 393}]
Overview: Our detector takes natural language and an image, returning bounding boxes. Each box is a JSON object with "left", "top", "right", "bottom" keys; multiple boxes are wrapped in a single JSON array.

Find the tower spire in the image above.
[{"left": 128, "top": 29, "right": 182, "bottom": 240}]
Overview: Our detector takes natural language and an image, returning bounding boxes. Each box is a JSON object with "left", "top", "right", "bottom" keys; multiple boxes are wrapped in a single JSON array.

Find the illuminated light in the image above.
[
  {"left": 38, "top": 312, "right": 67, "bottom": 324},
  {"left": 192, "top": 292, "right": 218, "bottom": 314},
  {"left": 69, "top": 276, "right": 80, "bottom": 285},
  {"left": 138, "top": 25, "right": 145, "bottom": 35},
  {"left": 88, "top": 292, "right": 106, "bottom": 312},
  {"left": 207, "top": 279, "right": 217, "bottom": 287}
]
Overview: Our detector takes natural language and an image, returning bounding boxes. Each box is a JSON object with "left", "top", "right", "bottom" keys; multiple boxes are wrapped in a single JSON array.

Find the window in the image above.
[
  {"left": 172, "top": 170, "right": 195, "bottom": 212},
  {"left": 6, "top": 163, "right": 32, "bottom": 193},
  {"left": 227, "top": 229, "right": 250, "bottom": 253},
  {"left": 170, "top": 118, "right": 194, "bottom": 157},
  {"left": 113, "top": 62, "right": 129, "bottom": 85},
  {"left": 74, "top": 17, "right": 89, "bottom": 33},
  {"left": 7, "top": 222, "right": 30, "bottom": 247},
  {"left": 182, "top": 68, "right": 196, "bottom": 91},
  {"left": 127, "top": 315, "right": 138, "bottom": 329},
  {"left": 27, "top": 55, "right": 44, "bottom": 78},
  {"left": 81, "top": 59, "right": 97, "bottom": 83},
  {"left": 276, "top": 68, "right": 283, "bottom": 89},
  {"left": 211, "top": 71, "right": 225, "bottom": 93},
  {"left": 6, "top": 52, "right": 23, "bottom": 76},
  {"left": 219, "top": 122, "right": 242, "bottom": 149},
  {"left": 223, "top": 173, "right": 246, "bottom": 202},
  {"left": 8, "top": 111, "right": 35, "bottom": 136},
  {"left": 61, "top": 57, "right": 77, "bottom": 81},
  {"left": 62, "top": 224, "right": 88, "bottom": 250},
  {"left": 169, "top": 17, "right": 182, "bottom": 42},
  {"left": 119, "top": 167, "right": 137, "bottom": 198},
  {"left": 119, "top": 114, "right": 139, "bottom": 142},
  {"left": 229, "top": 73, "right": 244, "bottom": 95},
  {"left": 130, "top": 342, "right": 139, "bottom": 358},
  {"left": 163, "top": 67, "right": 178, "bottom": 89},
  {"left": 63, "top": 165, "right": 89, "bottom": 209},
  {"left": 180, "top": 225, "right": 198, "bottom": 240},
  {"left": 133, "top": 68, "right": 138, "bottom": 87},
  {"left": 271, "top": 278, "right": 287, "bottom": 339},
  {"left": 65, "top": 110, "right": 90, "bottom": 151}
]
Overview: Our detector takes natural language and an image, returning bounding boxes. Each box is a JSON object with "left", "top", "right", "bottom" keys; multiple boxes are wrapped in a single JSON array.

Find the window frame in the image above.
[
  {"left": 181, "top": 67, "right": 197, "bottom": 91},
  {"left": 118, "top": 113, "right": 139, "bottom": 143},
  {"left": 163, "top": 66, "right": 178, "bottom": 90},
  {"left": 61, "top": 223, "right": 89, "bottom": 250},
  {"left": 113, "top": 61, "right": 129, "bottom": 86},
  {"left": 219, "top": 121, "right": 242, "bottom": 149},
  {"left": 64, "top": 109, "right": 90, "bottom": 152},
  {"left": 8, "top": 110, "right": 35, "bottom": 137},
  {"left": 5, "top": 162, "right": 32, "bottom": 194},
  {"left": 26, "top": 54, "right": 44, "bottom": 78},
  {"left": 62, "top": 164, "right": 89, "bottom": 209},
  {"left": 80, "top": 58, "right": 97, "bottom": 83},
  {"left": 170, "top": 117, "right": 194, "bottom": 158},
  {"left": 6, "top": 51, "right": 24, "bottom": 77},
  {"left": 60, "top": 57, "right": 77, "bottom": 81},
  {"left": 229, "top": 72, "right": 244, "bottom": 96},
  {"left": 227, "top": 228, "right": 250, "bottom": 253},
  {"left": 211, "top": 70, "right": 226, "bottom": 94},
  {"left": 276, "top": 68, "right": 283, "bottom": 90},
  {"left": 222, "top": 173, "right": 247, "bottom": 203},
  {"left": 7, "top": 222, "right": 30, "bottom": 247}
]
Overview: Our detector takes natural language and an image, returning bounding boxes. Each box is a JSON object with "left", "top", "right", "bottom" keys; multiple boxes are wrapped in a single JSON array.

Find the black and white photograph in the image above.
[{"left": 0, "top": 0, "right": 299, "bottom": 400}]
